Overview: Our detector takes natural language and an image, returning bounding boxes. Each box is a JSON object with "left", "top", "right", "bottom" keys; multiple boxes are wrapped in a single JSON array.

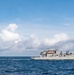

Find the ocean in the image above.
[{"left": 0, "top": 57, "right": 74, "bottom": 75}]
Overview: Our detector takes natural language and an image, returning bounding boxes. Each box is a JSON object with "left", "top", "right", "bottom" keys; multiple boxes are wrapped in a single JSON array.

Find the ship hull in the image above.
[{"left": 31, "top": 56, "right": 74, "bottom": 60}]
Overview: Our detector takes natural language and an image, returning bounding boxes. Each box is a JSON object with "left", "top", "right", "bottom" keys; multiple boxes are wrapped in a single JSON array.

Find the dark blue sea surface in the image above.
[{"left": 0, "top": 57, "right": 74, "bottom": 75}]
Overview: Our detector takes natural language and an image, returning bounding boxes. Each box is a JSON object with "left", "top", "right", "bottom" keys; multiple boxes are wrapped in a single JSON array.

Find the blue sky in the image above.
[
  {"left": 0, "top": 0, "right": 74, "bottom": 56},
  {"left": 0, "top": 0, "right": 74, "bottom": 35}
]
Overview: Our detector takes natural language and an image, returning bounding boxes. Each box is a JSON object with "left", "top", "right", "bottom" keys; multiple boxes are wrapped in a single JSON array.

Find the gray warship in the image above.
[{"left": 31, "top": 49, "right": 74, "bottom": 60}]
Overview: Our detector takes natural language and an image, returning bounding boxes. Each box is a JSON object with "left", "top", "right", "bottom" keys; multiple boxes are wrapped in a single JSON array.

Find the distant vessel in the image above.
[{"left": 31, "top": 48, "right": 74, "bottom": 60}]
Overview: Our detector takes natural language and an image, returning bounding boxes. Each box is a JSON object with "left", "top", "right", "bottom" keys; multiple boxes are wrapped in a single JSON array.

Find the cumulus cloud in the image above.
[
  {"left": 43, "top": 33, "right": 69, "bottom": 46},
  {"left": 23, "top": 34, "right": 41, "bottom": 49},
  {"left": 0, "top": 24, "right": 74, "bottom": 53},
  {"left": 56, "top": 39, "right": 74, "bottom": 51},
  {"left": 7, "top": 24, "right": 18, "bottom": 32},
  {"left": 0, "top": 24, "right": 21, "bottom": 42}
]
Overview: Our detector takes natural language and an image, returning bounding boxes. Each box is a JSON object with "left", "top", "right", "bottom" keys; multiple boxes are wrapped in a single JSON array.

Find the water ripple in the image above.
[{"left": 0, "top": 57, "right": 74, "bottom": 75}]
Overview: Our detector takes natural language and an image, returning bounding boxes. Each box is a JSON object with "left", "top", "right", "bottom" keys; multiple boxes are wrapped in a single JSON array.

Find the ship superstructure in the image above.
[{"left": 31, "top": 49, "right": 74, "bottom": 60}]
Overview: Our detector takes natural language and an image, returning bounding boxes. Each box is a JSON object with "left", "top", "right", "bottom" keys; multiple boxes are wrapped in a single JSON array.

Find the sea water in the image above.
[{"left": 0, "top": 57, "right": 74, "bottom": 75}]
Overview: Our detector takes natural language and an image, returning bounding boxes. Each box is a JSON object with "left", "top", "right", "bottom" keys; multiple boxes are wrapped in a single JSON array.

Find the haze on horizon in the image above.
[{"left": 0, "top": 0, "right": 74, "bottom": 56}]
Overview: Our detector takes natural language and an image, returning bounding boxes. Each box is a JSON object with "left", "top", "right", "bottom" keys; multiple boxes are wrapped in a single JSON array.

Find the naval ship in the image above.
[{"left": 31, "top": 49, "right": 74, "bottom": 60}]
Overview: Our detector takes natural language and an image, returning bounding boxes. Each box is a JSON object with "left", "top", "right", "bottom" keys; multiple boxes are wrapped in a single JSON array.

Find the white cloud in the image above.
[
  {"left": 0, "top": 24, "right": 21, "bottom": 42},
  {"left": 54, "top": 33, "right": 69, "bottom": 41},
  {"left": 0, "top": 24, "right": 74, "bottom": 54},
  {"left": 23, "top": 34, "right": 41, "bottom": 49},
  {"left": 55, "top": 39, "right": 74, "bottom": 51},
  {"left": 42, "top": 33, "right": 69, "bottom": 46},
  {"left": 7, "top": 24, "right": 18, "bottom": 32}
]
